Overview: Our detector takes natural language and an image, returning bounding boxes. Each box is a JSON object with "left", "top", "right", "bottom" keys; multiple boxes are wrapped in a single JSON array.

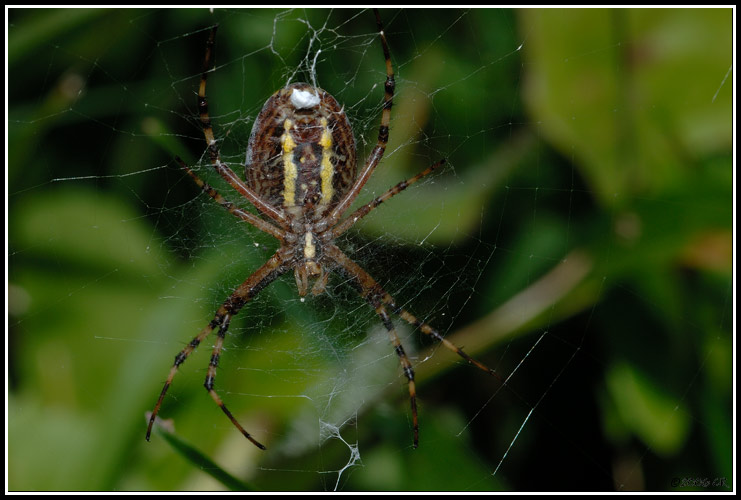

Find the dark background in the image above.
[{"left": 8, "top": 8, "right": 733, "bottom": 492}]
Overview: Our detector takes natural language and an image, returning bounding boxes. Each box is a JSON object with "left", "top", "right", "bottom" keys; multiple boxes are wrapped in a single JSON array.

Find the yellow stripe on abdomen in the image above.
[
  {"left": 281, "top": 119, "right": 297, "bottom": 207},
  {"left": 318, "top": 118, "right": 334, "bottom": 206}
]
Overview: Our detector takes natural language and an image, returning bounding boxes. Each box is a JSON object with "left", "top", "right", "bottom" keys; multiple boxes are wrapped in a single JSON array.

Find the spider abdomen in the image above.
[{"left": 245, "top": 82, "right": 357, "bottom": 218}]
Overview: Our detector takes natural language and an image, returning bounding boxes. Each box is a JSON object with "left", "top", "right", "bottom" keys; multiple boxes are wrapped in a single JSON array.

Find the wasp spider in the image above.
[{"left": 147, "top": 10, "right": 497, "bottom": 450}]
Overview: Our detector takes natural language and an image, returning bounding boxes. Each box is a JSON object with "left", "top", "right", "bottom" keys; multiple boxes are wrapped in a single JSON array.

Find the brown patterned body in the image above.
[{"left": 245, "top": 82, "right": 356, "bottom": 219}]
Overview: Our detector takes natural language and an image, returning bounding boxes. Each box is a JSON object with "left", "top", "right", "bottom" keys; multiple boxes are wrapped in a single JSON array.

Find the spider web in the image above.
[{"left": 7, "top": 7, "right": 734, "bottom": 493}]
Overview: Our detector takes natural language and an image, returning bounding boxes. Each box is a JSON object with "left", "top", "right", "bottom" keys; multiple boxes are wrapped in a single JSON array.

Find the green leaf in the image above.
[
  {"left": 605, "top": 362, "right": 690, "bottom": 456},
  {"left": 153, "top": 421, "right": 255, "bottom": 491},
  {"left": 521, "top": 8, "right": 732, "bottom": 206}
]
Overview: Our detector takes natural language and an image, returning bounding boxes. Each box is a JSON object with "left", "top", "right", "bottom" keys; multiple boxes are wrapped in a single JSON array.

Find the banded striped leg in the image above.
[
  {"left": 196, "top": 26, "right": 287, "bottom": 227},
  {"left": 325, "top": 244, "right": 501, "bottom": 378},
  {"left": 329, "top": 8, "right": 395, "bottom": 224},
  {"left": 204, "top": 314, "right": 265, "bottom": 449},
  {"left": 146, "top": 251, "right": 288, "bottom": 448},
  {"left": 393, "top": 303, "right": 501, "bottom": 380},
  {"left": 331, "top": 159, "right": 446, "bottom": 238},
  {"left": 374, "top": 302, "right": 419, "bottom": 447},
  {"left": 176, "top": 156, "right": 284, "bottom": 241}
]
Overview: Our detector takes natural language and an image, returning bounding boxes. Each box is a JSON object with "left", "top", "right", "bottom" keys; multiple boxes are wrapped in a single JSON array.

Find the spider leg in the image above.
[
  {"left": 146, "top": 251, "right": 288, "bottom": 449},
  {"left": 197, "top": 26, "right": 288, "bottom": 227},
  {"left": 329, "top": 9, "right": 395, "bottom": 224},
  {"left": 204, "top": 313, "right": 266, "bottom": 449},
  {"left": 392, "top": 304, "right": 501, "bottom": 380},
  {"left": 332, "top": 158, "right": 446, "bottom": 238},
  {"left": 176, "top": 156, "right": 284, "bottom": 240},
  {"left": 325, "top": 244, "right": 501, "bottom": 379},
  {"left": 374, "top": 302, "right": 419, "bottom": 448}
]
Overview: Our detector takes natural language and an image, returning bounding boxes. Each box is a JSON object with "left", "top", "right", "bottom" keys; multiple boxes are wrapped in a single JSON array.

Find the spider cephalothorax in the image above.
[{"left": 146, "top": 10, "right": 497, "bottom": 451}]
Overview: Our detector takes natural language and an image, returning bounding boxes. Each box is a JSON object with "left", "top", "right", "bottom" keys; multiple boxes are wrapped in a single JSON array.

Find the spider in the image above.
[{"left": 146, "top": 10, "right": 497, "bottom": 450}]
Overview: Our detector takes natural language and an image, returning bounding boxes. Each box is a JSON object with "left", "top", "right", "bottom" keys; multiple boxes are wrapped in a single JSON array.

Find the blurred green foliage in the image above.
[{"left": 8, "top": 8, "right": 732, "bottom": 492}]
